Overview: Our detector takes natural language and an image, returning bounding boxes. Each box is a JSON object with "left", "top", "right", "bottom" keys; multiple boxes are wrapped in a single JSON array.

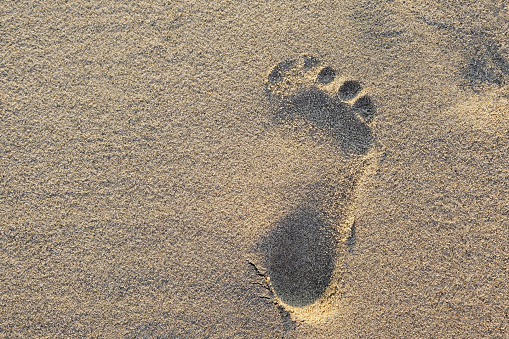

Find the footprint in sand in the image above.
[
  {"left": 266, "top": 55, "right": 376, "bottom": 154},
  {"left": 254, "top": 55, "right": 377, "bottom": 317}
]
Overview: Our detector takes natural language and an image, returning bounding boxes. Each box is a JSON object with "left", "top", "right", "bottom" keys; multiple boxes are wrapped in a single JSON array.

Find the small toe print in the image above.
[
  {"left": 316, "top": 66, "right": 336, "bottom": 85},
  {"left": 268, "top": 60, "right": 295, "bottom": 84},
  {"left": 353, "top": 95, "right": 376, "bottom": 123},
  {"left": 303, "top": 55, "right": 319, "bottom": 70},
  {"left": 268, "top": 68, "right": 283, "bottom": 84},
  {"left": 338, "top": 80, "right": 362, "bottom": 101}
]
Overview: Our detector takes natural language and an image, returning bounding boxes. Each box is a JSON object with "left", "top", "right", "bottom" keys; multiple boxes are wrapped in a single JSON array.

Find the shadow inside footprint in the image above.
[
  {"left": 260, "top": 206, "right": 337, "bottom": 307},
  {"left": 278, "top": 87, "right": 374, "bottom": 154},
  {"left": 266, "top": 57, "right": 375, "bottom": 154}
]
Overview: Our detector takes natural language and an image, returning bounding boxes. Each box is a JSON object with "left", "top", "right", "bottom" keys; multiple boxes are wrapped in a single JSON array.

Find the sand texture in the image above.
[{"left": 1, "top": 0, "right": 508, "bottom": 337}]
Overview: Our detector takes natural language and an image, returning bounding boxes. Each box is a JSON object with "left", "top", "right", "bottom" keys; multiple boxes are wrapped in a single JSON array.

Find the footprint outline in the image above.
[{"left": 250, "top": 55, "right": 379, "bottom": 323}]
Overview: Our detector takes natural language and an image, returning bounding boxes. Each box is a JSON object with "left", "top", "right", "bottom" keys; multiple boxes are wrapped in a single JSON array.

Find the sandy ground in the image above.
[{"left": 1, "top": 0, "right": 508, "bottom": 337}]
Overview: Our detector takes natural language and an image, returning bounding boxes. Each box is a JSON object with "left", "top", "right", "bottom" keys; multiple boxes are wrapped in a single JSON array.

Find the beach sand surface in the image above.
[{"left": 1, "top": 0, "right": 508, "bottom": 337}]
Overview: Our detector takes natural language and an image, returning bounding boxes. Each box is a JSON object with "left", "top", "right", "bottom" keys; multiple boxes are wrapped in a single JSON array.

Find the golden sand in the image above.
[{"left": 1, "top": 0, "right": 508, "bottom": 337}]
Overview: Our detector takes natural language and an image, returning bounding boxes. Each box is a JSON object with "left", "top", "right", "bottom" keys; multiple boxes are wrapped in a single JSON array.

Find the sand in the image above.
[{"left": 1, "top": 0, "right": 508, "bottom": 337}]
